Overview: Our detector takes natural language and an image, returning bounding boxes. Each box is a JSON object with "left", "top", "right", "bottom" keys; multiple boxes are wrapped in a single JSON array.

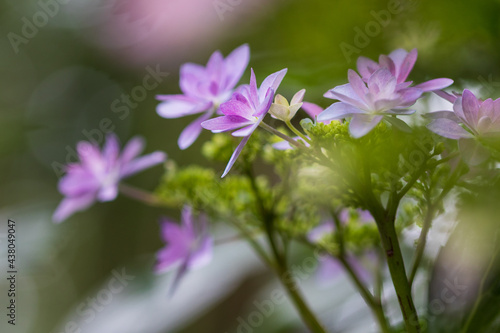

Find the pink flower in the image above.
[
  {"left": 156, "top": 206, "right": 213, "bottom": 293},
  {"left": 202, "top": 68, "right": 287, "bottom": 177},
  {"left": 53, "top": 134, "right": 166, "bottom": 223},
  {"left": 427, "top": 89, "right": 500, "bottom": 165},
  {"left": 156, "top": 44, "right": 250, "bottom": 149}
]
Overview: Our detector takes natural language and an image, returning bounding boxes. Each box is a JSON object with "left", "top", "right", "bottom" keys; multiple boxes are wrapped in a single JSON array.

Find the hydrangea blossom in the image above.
[
  {"left": 156, "top": 44, "right": 250, "bottom": 149},
  {"left": 319, "top": 49, "right": 453, "bottom": 138},
  {"left": 53, "top": 134, "right": 166, "bottom": 223},
  {"left": 427, "top": 89, "right": 500, "bottom": 165},
  {"left": 202, "top": 68, "right": 287, "bottom": 177},
  {"left": 155, "top": 206, "right": 213, "bottom": 292},
  {"left": 356, "top": 48, "right": 453, "bottom": 92},
  {"left": 269, "top": 89, "right": 305, "bottom": 122}
]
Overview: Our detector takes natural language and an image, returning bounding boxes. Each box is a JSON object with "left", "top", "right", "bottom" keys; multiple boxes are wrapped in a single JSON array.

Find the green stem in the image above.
[
  {"left": 374, "top": 209, "right": 421, "bottom": 333},
  {"left": 408, "top": 201, "right": 434, "bottom": 287},
  {"left": 259, "top": 122, "right": 306, "bottom": 149},
  {"left": 285, "top": 119, "right": 312, "bottom": 145},
  {"left": 119, "top": 183, "right": 165, "bottom": 206},
  {"left": 245, "top": 164, "right": 327, "bottom": 333}
]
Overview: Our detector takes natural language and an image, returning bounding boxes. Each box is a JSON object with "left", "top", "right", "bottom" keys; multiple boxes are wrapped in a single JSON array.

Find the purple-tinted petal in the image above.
[
  {"left": 301, "top": 102, "right": 323, "bottom": 118},
  {"left": 157, "top": 96, "right": 211, "bottom": 118},
  {"left": 378, "top": 55, "right": 396, "bottom": 77},
  {"left": 427, "top": 118, "right": 473, "bottom": 139},
  {"left": 248, "top": 68, "right": 259, "bottom": 108},
  {"left": 121, "top": 151, "right": 166, "bottom": 178},
  {"left": 58, "top": 168, "right": 99, "bottom": 197},
  {"left": 102, "top": 133, "right": 120, "bottom": 168},
  {"left": 188, "top": 236, "right": 213, "bottom": 269},
  {"left": 201, "top": 115, "right": 253, "bottom": 132},
  {"left": 348, "top": 69, "right": 369, "bottom": 96},
  {"left": 222, "top": 44, "right": 250, "bottom": 91},
  {"left": 325, "top": 84, "right": 368, "bottom": 110},
  {"left": 254, "top": 87, "right": 274, "bottom": 117},
  {"left": 349, "top": 114, "right": 383, "bottom": 138},
  {"left": 220, "top": 99, "right": 253, "bottom": 118},
  {"left": 434, "top": 90, "right": 459, "bottom": 103},
  {"left": 258, "top": 68, "right": 287, "bottom": 102},
  {"left": 206, "top": 50, "right": 224, "bottom": 81},
  {"left": 53, "top": 194, "right": 96, "bottom": 223},
  {"left": 398, "top": 88, "right": 423, "bottom": 106},
  {"left": 357, "top": 56, "right": 380, "bottom": 80},
  {"left": 120, "top": 137, "right": 145, "bottom": 165},
  {"left": 396, "top": 48, "right": 417, "bottom": 83},
  {"left": 97, "top": 184, "right": 119, "bottom": 202},
  {"left": 179, "top": 63, "right": 207, "bottom": 96},
  {"left": 178, "top": 111, "right": 214, "bottom": 150},
  {"left": 318, "top": 102, "right": 364, "bottom": 122},
  {"left": 459, "top": 138, "right": 490, "bottom": 166},
  {"left": 414, "top": 78, "right": 453, "bottom": 92},
  {"left": 232, "top": 124, "right": 255, "bottom": 137},
  {"left": 368, "top": 69, "right": 397, "bottom": 96},
  {"left": 222, "top": 135, "right": 251, "bottom": 178},
  {"left": 462, "top": 89, "right": 480, "bottom": 129},
  {"left": 423, "top": 111, "right": 461, "bottom": 122}
]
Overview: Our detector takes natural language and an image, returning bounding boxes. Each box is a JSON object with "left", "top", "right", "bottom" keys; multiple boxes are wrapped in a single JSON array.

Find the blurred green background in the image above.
[{"left": 1, "top": 0, "right": 500, "bottom": 332}]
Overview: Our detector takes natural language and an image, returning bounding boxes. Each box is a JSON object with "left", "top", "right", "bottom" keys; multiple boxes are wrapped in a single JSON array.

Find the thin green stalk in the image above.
[
  {"left": 259, "top": 121, "right": 306, "bottom": 149},
  {"left": 374, "top": 208, "right": 421, "bottom": 333},
  {"left": 285, "top": 119, "right": 312, "bottom": 145},
  {"left": 245, "top": 164, "right": 327, "bottom": 333},
  {"left": 119, "top": 183, "right": 165, "bottom": 206}
]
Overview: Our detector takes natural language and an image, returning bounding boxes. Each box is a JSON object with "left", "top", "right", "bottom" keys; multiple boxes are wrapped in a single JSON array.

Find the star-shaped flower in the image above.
[
  {"left": 53, "top": 134, "right": 166, "bottom": 222},
  {"left": 202, "top": 68, "right": 287, "bottom": 177},
  {"left": 156, "top": 44, "right": 250, "bottom": 149}
]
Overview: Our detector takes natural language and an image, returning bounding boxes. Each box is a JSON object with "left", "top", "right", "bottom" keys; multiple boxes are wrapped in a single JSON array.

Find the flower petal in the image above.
[
  {"left": 53, "top": 194, "right": 96, "bottom": 223},
  {"left": 121, "top": 151, "right": 166, "bottom": 178},
  {"left": 349, "top": 114, "right": 383, "bottom": 138},
  {"left": 357, "top": 56, "right": 380, "bottom": 80},
  {"left": 157, "top": 96, "right": 211, "bottom": 118},
  {"left": 461, "top": 89, "right": 480, "bottom": 129},
  {"left": 427, "top": 118, "right": 473, "bottom": 139},
  {"left": 301, "top": 102, "right": 323, "bottom": 118},
  {"left": 414, "top": 78, "right": 453, "bottom": 92},
  {"left": 318, "top": 102, "right": 364, "bottom": 122},
  {"left": 178, "top": 111, "right": 214, "bottom": 150},
  {"left": 222, "top": 44, "right": 250, "bottom": 91},
  {"left": 258, "top": 68, "right": 287, "bottom": 103},
  {"left": 120, "top": 137, "right": 145, "bottom": 165},
  {"left": 201, "top": 115, "right": 253, "bottom": 132},
  {"left": 221, "top": 136, "right": 251, "bottom": 178}
]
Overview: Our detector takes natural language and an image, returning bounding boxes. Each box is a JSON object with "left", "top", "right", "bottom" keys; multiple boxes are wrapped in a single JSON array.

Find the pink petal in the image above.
[
  {"left": 178, "top": 112, "right": 214, "bottom": 150},
  {"left": 357, "top": 56, "right": 380, "bottom": 80},
  {"left": 427, "top": 118, "right": 473, "bottom": 139},
  {"left": 157, "top": 96, "right": 211, "bottom": 118},
  {"left": 120, "top": 151, "right": 166, "bottom": 178},
  {"left": 462, "top": 89, "right": 480, "bottom": 129},
  {"left": 53, "top": 194, "right": 96, "bottom": 223},
  {"left": 414, "top": 78, "right": 453, "bottom": 92},
  {"left": 258, "top": 68, "right": 287, "bottom": 103},
  {"left": 318, "top": 102, "right": 364, "bottom": 122},
  {"left": 349, "top": 114, "right": 383, "bottom": 138},
  {"left": 301, "top": 101, "right": 323, "bottom": 118},
  {"left": 201, "top": 115, "right": 253, "bottom": 132},
  {"left": 222, "top": 44, "right": 250, "bottom": 91},
  {"left": 120, "top": 137, "right": 145, "bottom": 165}
]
